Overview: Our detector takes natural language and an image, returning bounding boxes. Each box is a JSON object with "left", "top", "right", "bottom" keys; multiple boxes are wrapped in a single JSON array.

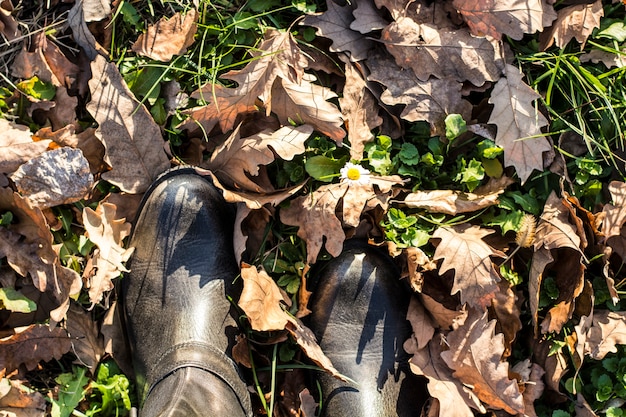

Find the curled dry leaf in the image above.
[
  {"left": 511, "top": 359, "right": 545, "bottom": 417},
  {"left": 452, "top": 0, "right": 557, "bottom": 40},
  {"left": 0, "top": 324, "right": 71, "bottom": 373},
  {"left": 431, "top": 224, "right": 503, "bottom": 310},
  {"left": 488, "top": 64, "right": 552, "bottom": 184},
  {"left": 0, "top": 119, "right": 52, "bottom": 175},
  {"left": 132, "top": 9, "right": 198, "bottom": 62},
  {"left": 82, "top": 202, "right": 134, "bottom": 305},
  {"left": 440, "top": 309, "right": 524, "bottom": 415},
  {"left": 11, "top": 147, "right": 93, "bottom": 209},
  {"left": 87, "top": 55, "right": 171, "bottom": 194}
]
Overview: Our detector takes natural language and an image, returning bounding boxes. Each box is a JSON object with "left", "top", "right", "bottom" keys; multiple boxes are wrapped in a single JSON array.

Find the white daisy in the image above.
[{"left": 340, "top": 162, "right": 371, "bottom": 186}]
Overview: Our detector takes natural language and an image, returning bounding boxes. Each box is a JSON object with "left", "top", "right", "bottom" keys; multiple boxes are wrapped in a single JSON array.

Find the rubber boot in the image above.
[
  {"left": 308, "top": 241, "right": 426, "bottom": 417},
  {"left": 121, "top": 167, "right": 252, "bottom": 417}
]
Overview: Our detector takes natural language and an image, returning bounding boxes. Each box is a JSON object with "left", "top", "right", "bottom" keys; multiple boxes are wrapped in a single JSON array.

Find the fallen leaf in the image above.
[
  {"left": 542, "top": 0, "right": 603, "bottom": 50},
  {"left": 350, "top": 0, "right": 388, "bottom": 33},
  {"left": 82, "top": 0, "right": 111, "bottom": 22},
  {"left": 11, "top": 147, "right": 93, "bottom": 209},
  {"left": 601, "top": 181, "right": 626, "bottom": 240},
  {"left": 35, "top": 124, "right": 107, "bottom": 174},
  {"left": 511, "top": 360, "right": 545, "bottom": 417},
  {"left": 0, "top": 324, "right": 71, "bottom": 373},
  {"left": 203, "top": 124, "right": 313, "bottom": 193},
  {"left": 432, "top": 224, "right": 503, "bottom": 310},
  {"left": 132, "top": 9, "right": 198, "bottom": 62},
  {"left": 586, "top": 310, "right": 626, "bottom": 360},
  {"left": 82, "top": 202, "right": 134, "bottom": 305},
  {"left": 488, "top": 64, "right": 552, "bottom": 184},
  {"left": 580, "top": 48, "right": 626, "bottom": 68},
  {"left": 406, "top": 335, "right": 484, "bottom": 417},
  {"left": 405, "top": 296, "right": 436, "bottom": 351},
  {"left": 404, "top": 246, "right": 437, "bottom": 292},
  {"left": 65, "top": 303, "right": 105, "bottom": 372},
  {"left": 453, "top": 0, "right": 557, "bottom": 40},
  {"left": 0, "top": 0, "right": 20, "bottom": 42},
  {"left": 441, "top": 308, "right": 524, "bottom": 415},
  {"left": 239, "top": 264, "right": 291, "bottom": 332},
  {"left": 100, "top": 301, "right": 133, "bottom": 377},
  {"left": 0, "top": 119, "right": 52, "bottom": 175},
  {"left": 403, "top": 176, "right": 513, "bottom": 215},
  {"left": 87, "top": 54, "right": 171, "bottom": 193},
  {"left": 489, "top": 281, "right": 522, "bottom": 358},
  {"left": 0, "top": 378, "right": 47, "bottom": 416},
  {"left": 382, "top": 18, "right": 504, "bottom": 86},
  {"left": 67, "top": 0, "right": 108, "bottom": 60},
  {"left": 339, "top": 60, "right": 381, "bottom": 160},
  {"left": 420, "top": 293, "right": 468, "bottom": 330},
  {"left": 301, "top": 0, "right": 373, "bottom": 61}
]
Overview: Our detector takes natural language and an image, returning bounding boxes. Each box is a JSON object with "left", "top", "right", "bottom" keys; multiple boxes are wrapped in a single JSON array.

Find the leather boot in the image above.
[
  {"left": 308, "top": 241, "right": 427, "bottom": 417},
  {"left": 121, "top": 167, "right": 252, "bottom": 417}
]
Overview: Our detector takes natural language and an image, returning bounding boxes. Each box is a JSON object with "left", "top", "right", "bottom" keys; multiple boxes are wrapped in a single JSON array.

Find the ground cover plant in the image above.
[{"left": 2, "top": 0, "right": 626, "bottom": 416}]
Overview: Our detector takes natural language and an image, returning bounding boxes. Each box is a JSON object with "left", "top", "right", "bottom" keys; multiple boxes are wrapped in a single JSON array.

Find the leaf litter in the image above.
[{"left": 1, "top": 0, "right": 626, "bottom": 416}]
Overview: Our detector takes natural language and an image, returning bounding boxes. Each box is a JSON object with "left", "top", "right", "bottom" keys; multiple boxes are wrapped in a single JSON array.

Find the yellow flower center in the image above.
[{"left": 346, "top": 167, "right": 361, "bottom": 181}]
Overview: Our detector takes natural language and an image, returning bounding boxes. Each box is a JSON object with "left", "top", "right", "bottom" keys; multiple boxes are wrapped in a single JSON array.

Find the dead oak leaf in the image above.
[
  {"left": 367, "top": 50, "right": 472, "bottom": 134},
  {"left": 350, "top": 0, "right": 388, "bottom": 33},
  {"left": 381, "top": 18, "right": 504, "bottom": 86},
  {"left": 0, "top": 324, "right": 72, "bottom": 373},
  {"left": 182, "top": 31, "right": 308, "bottom": 135},
  {"left": 586, "top": 310, "right": 626, "bottom": 360},
  {"left": 301, "top": 0, "right": 373, "bottom": 61},
  {"left": 601, "top": 181, "right": 626, "bottom": 241},
  {"left": 406, "top": 335, "right": 484, "bottom": 417},
  {"left": 453, "top": 0, "right": 557, "bottom": 40},
  {"left": 0, "top": 377, "right": 47, "bottom": 416},
  {"left": 65, "top": 303, "right": 105, "bottom": 372},
  {"left": 132, "top": 9, "right": 198, "bottom": 62},
  {"left": 542, "top": 0, "right": 603, "bottom": 50},
  {"left": 0, "top": 119, "right": 52, "bottom": 175},
  {"left": 87, "top": 55, "right": 171, "bottom": 194},
  {"left": 204, "top": 124, "right": 313, "bottom": 193},
  {"left": 431, "top": 224, "right": 503, "bottom": 310},
  {"left": 83, "top": 202, "right": 134, "bottom": 305},
  {"left": 441, "top": 309, "right": 524, "bottom": 415},
  {"left": 488, "top": 64, "right": 552, "bottom": 184}
]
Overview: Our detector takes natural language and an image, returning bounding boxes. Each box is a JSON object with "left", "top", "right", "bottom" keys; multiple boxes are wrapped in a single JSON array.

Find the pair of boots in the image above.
[{"left": 121, "top": 168, "right": 425, "bottom": 416}]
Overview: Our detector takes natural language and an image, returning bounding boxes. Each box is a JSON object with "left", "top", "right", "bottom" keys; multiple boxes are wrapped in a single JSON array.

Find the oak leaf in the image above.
[
  {"left": 453, "top": 0, "right": 557, "bottom": 40},
  {"left": 601, "top": 181, "right": 626, "bottom": 240},
  {"left": 586, "top": 310, "right": 626, "bottom": 360},
  {"left": 542, "top": 0, "right": 603, "bottom": 50},
  {"left": 367, "top": 50, "right": 472, "bottom": 133},
  {"left": 440, "top": 309, "right": 524, "bottom": 415},
  {"left": 0, "top": 377, "right": 47, "bottom": 416},
  {"left": 406, "top": 335, "right": 484, "bottom": 417},
  {"left": 132, "top": 9, "right": 198, "bottom": 62},
  {"left": 0, "top": 119, "right": 52, "bottom": 175},
  {"left": 203, "top": 125, "right": 313, "bottom": 193},
  {"left": 65, "top": 303, "right": 105, "bottom": 372},
  {"left": 580, "top": 49, "right": 626, "bottom": 68},
  {"left": 87, "top": 55, "right": 171, "bottom": 193},
  {"left": 405, "top": 297, "right": 435, "bottom": 351},
  {"left": 301, "top": 0, "right": 373, "bottom": 61},
  {"left": 82, "top": 203, "right": 134, "bottom": 305},
  {"left": 511, "top": 360, "right": 545, "bottom": 417},
  {"left": 0, "top": 324, "right": 71, "bottom": 373},
  {"left": 431, "top": 224, "right": 503, "bottom": 309},
  {"left": 488, "top": 64, "right": 552, "bottom": 184},
  {"left": 350, "top": 0, "right": 388, "bottom": 33},
  {"left": 182, "top": 31, "right": 308, "bottom": 134},
  {"left": 11, "top": 147, "right": 93, "bottom": 209},
  {"left": 381, "top": 18, "right": 504, "bottom": 86},
  {"left": 403, "top": 176, "right": 513, "bottom": 215}
]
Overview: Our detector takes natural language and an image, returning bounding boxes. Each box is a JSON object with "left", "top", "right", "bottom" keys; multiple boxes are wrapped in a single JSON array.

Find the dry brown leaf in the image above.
[
  {"left": 100, "top": 301, "right": 133, "bottom": 377},
  {"left": 488, "top": 64, "right": 552, "bottom": 184},
  {"left": 0, "top": 324, "right": 71, "bottom": 373},
  {"left": 301, "top": 0, "right": 373, "bottom": 61},
  {"left": 406, "top": 335, "right": 484, "bottom": 417},
  {"left": 441, "top": 309, "right": 524, "bottom": 415},
  {"left": 11, "top": 147, "right": 93, "bottom": 209},
  {"left": 580, "top": 49, "right": 626, "bottom": 68},
  {"left": 203, "top": 125, "right": 313, "bottom": 193},
  {"left": 234, "top": 206, "right": 271, "bottom": 265},
  {"left": 339, "top": 61, "right": 381, "bottom": 160},
  {"left": 403, "top": 177, "right": 513, "bottom": 215},
  {"left": 453, "top": 0, "right": 557, "bottom": 40},
  {"left": 601, "top": 181, "right": 626, "bottom": 240},
  {"left": 405, "top": 297, "right": 436, "bottom": 351},
  {"left": 489, "top": 281, "right": 522, "bottom": 358},
  {"left": 0, "top": 119, "right": 52, "bottom": 175},
  {"left": 382, "top": 18, "right": 504, "bottom": 86},
  {"left": 431, "top": 224, "right": 503, "bottom": 310},
  {"left": 511, "top": 360, "right": 545, "bottom": 417},
  {"left": 270, "top": 77, "right": 346, "bottom": 144},
  {"left": 87, "top": 55, "right": 171, "bottom": 193},
  {"left": 239, "top": 264, "right": 292, "bottom": 332},
  {"left": 82, "top": 203, "right": 134, "bottom": 305},
  {"left": 0, "top": 378, "right": 47, "bottom": 417},
  {"left": 542, "top": 0, "right": 603, "bottom": 50},
  {"left": 82, "top": 0, "right": 111, "bottom": 22},
  {"left": 350, "top": 0, "right": 388, "bottom": 33},
  {"left": 182, "top": 31, "right": 308, "bottom": 134},
  {"left": 0, "top": 0, "right": 20, "bottom": 41},
  {"left": 586, "top": 310, "right": 626, "bottom": 360},
  {"left": 65, "top": 303, "right": 105, "bottom": 372},
  {"left": 67, "top": 0, "right": 107, "bottom": 60},
  {"left": 405, "top": 246, "right": 437, "bottom": 292},
  {"left": 420, "top": 293, "right": 468, "bottom": 330},
  {"left": 132, "top": 9, "right": 198, "bottom": 62}
]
